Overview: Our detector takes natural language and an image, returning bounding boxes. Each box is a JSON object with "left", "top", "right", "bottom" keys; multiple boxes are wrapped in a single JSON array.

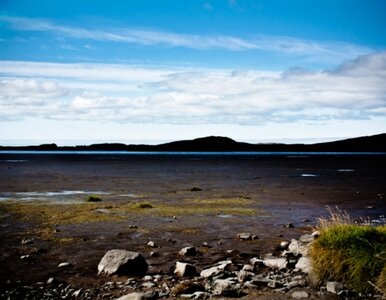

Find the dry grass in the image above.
[{"left": 310, "top": 207, "right": 386, "bottom": 295}]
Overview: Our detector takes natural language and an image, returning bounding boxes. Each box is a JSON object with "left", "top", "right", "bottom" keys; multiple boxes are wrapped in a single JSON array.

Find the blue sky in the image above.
[{"left": 0, "top": 0, "right": 385, "bottom": 145}]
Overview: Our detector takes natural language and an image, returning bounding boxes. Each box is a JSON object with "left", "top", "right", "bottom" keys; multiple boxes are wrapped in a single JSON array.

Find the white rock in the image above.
[
  {"left": 242, "top": 264, "right": 254, "bottom": 272},
  {"left": 263, "top": 257, "right": 287, "bottom": 270},
  {"left": 237, "top": 270, "right": 254, "bottom": 282},
  {"left": 179, "top": 246, "right": 197, "bottom": 256},
  {"left": 146, "top": 241, "right": 156, "bottom": 248},
  {"left": 200, "top": 260, "right": 232, "bottom": 278},
  {"left": 280, "top": 241, "right": 289, "bottom": 249},
  {"left": 98, "top": 249, "right": 148, "bottom": 276},
  {"left": 58, "top": 262, "right": 71, "bottom": 268},
  {"left": 291, "top": 290, "right": 309, "bottom": 299},
  {"left": 250, "top": 257, "right": 264, "bottom": 266},
  {"left": 311, "top": 231, "right": 320, "bottom": 238},
  {"left": 295, "top": 257, "right": 313, "bottom": 274},
  {"left": 288, "top": 239, "right": 309, "bottom": 256},
  {"left": 326, "top": 281, "right": 344, "bottom": 294},
  {"left": 192, "top": 291, "right": 211, "bottom": 299},
  {"left": 174, "top": 261, "right": 197, "bottom": 277}
]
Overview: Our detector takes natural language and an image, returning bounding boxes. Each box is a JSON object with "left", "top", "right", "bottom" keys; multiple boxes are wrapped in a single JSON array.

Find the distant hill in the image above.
[{"left": 0, "top": 133, "right": 385, "bottom": 152}]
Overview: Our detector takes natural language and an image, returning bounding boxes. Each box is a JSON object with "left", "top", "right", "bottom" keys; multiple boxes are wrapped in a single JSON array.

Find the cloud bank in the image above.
[{"left": 0, "top": 52, "right": 385, "bottom": 124}]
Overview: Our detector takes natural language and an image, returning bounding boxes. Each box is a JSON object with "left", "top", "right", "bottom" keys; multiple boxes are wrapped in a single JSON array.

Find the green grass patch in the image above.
[{"left": 310, "top": 208, "right": 386, "bottom": 295}]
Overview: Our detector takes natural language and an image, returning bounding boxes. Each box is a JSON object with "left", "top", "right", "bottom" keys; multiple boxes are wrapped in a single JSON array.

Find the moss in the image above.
[
  {"left": 134, "top": 202, "right": 154, "bottom": 209},
  {"left": 310, "top": 208, "right": 386, "bottom": 293}
]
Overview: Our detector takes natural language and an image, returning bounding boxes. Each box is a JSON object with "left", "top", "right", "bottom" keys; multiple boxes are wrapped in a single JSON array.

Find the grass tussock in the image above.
[
  {"left": 133, "top": 202, "right": 154, "bottom": 209},
  {"left": 310, "top": 207, "right": 386, "bottom": 295}
]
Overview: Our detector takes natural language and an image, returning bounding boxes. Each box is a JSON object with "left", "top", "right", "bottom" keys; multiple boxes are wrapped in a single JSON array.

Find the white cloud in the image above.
[
  {"left": 0, "top": 15, "right": 372, "bottom": 61},
  {"left": 0, "top": 52, "right": 385, "bottom": 124}
]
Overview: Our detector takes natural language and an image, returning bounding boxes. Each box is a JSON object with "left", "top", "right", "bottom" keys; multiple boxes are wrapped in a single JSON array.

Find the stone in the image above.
[
  {"left": 179, "top": 247, "right": 197, "bottom": 256},
  {"left": 147, "top": 241, "right": 157, "bottom": 248},
  {"left": 115, "top": 291, "right": 158, "bottom": 300},
  {"left": 212, "top": 279, "right": 239, "bottom": 296},
  {"left": 58, "top": 262, "right": 72, "bottom": 268},
  {"left": 263, "top": 257, "right": 287, "bottom": 270},
  {"left": 295, "top": 257, "right": 313, "bottom": 274},
  {"left": 191, "top": 291, "right": 210, "bottom": 299},
  {"left": 20, "top": 255, "right": 32, "bottom": 261},
  {"left": 46, "top": 277, "right": 57, "bottom": 284},
  {"left": 250, "top": 257, "right": 264, "bottom": 266},
  {"left": 98, "top": 249, "right": 148, "bottom": 276},
  {"left": 291, "top": 290, "right": 309, "bottom": 299},
  {"left": 73, "top": 289, "right": 82, "bottom": 297},
  {"left": 299, "top": 234, "right": 314, "bottom": 243},
  {"left": 326, "top": 281, "right": 344, "bottom": 294},
  {"left": 141, "top": 282, "right": 156, "bottom": 288},
  {"left": 200, "top": 260, "right": 232, "bottom": 278},
  {"left": 172, "top": 281, "right": 205, "bottom": 296},
  {"left": 174, "top": 262, "right": 197, "bottom": 277},
  {"left": 288, "top": 239, "right": 309, "bottom": 256},
  {"left": 285, "top": 223, "right": 294, "bottom": 228},
  {"left": 237, "top": 233, "right": 259, "bottom": 240},
  {"left": 242, "top": 264, "right": 254, "bottom": 272},
  {"left": 311, "top": 231, "right": 320, "bottom": 238},
  {"left": 280, "top": 241, "right": 289, "bottom": 249},
  {"left": 237, "top": 270, "right": 254, "bottom": 282},
  {"left": 21, "top": 238, "right": 34, "bottom": 245}
]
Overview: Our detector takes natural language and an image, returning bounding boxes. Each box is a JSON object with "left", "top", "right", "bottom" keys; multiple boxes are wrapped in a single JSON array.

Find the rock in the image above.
[
  {"left": 58, "top": 262, "right": 72, "bottom": 268},
  {"left": 73, "top": 289, "right": 82, "bottom": 297},
  {"left": 263, "top": 257, "right": 287, "bottom": 270},
  {"left": 147, "top": 241, "right": 157, "bottom": 248},
  {"left": 285, "top": 223, "right": 294, "bottom": 228},
  {"left": 311, "top": 231, "right": 320, "bottom": 238},
  {"left": 20, "top": 255, "right": 32, "bottom": 261},
  {"left": 201, "top": 242, "right": 210, "bottom": 247},
  {"left": 326, "top": 281, "right": 344, "bottom": 294},
  {"left": 141, "top": 282, "right": 156, "bottom": 288},
  {"left": 291, "top": 290, "right": 309, "bottom": 299},
  {"left": 212, "top": 279, "right": 240, "bottom": 296},
  {"left": 236, "top": 233, "right": 259, "bottom": 240},
  {"left": 250, "top": 257, "right": 264, "bottom": 266},
  {"left": 179, "top": 246, "right": 197, "bottom": 256},
  {"left": 237, "top": 270, "right": 254, "bottom": 282},
  {"left": 299, "top": 234, "right": 314, "bottom": 243},
  {"left": 174, "top": 262, "right": 197, "bottom": 277},
  {"left": 98, "top": 249, "right": 148, "bottom": 276},
  {"left": 295, "top": 257, "right": 312, "bottom": 274},
  {"left": 200, "top": 260, "right": 232, "bottom": 278},
  {"left": 288, "top": 239, "right": 309, "bottom": 256},
  {"left": 21, "top": 238, "right": 34, "bottom": 245},
  {"left": 46, "top": 277, "right": 57, "bottom": 284},
  {"left": 242, "top": 264, "right": 254, "bottom": 272},
  {"left": 267, "top": 280, "right": 282, "bottom": 289},
  {"left": 128, "top": 225, "right": 138, "bottom": 229},
  {"left": 191, "top": 291, "right": 211, "bottom": 299},
  {"left": 115, "top": 291, "right": 158, "bottom": 300},
  {"left": 280, "top": 241, "right": 289, "bottom": 249},
  {"left": 150, "top": 251, "right": 159, "bottom": 257}
]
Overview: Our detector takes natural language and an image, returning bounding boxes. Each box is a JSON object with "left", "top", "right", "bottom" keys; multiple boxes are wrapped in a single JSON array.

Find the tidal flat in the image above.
[{"left": 0, "top": 153, "right": 385, "bottom": 298}]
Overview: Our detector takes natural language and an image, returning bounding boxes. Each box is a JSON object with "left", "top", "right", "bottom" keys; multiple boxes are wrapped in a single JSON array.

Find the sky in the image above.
[{"left": 0, "top": 0, "right": 386, "bottom": 145}]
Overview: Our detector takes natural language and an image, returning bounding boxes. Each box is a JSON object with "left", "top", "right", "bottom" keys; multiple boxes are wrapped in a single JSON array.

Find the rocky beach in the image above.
[{"left": 0, "top": 153, "right": 385, "bottom": 299}]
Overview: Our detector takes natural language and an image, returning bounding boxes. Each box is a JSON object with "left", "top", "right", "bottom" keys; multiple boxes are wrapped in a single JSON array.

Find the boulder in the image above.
[
  {"left": 237, "top": 270, "right": 254, "bottom": 282},
  {"left": 98, "top": 249, "right": 148, "bottom": 276},
  {"left": 179, "top": 247, "right": 197, "bottom": 256},
  {"left": 263, "top": 257, "right": 287, "bottom": 270},
  {"left": 326, "top": 281, "right": 344, "bottom": 294},
  {"left": 212, "top": 279, "right": 240, "bottom": 296},
  {"left": 174, "top": 262, "right": 197, "bottom": 277},
  {"left": 295, "top": 257, "right": 312, "bottom": 274}
]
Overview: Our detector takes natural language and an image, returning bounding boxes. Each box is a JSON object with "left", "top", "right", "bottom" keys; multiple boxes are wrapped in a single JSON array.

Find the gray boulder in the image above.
[
  {"left": 326, "top": 281, "right": 344, "bottom": 294},
  {"left": 212, "top": 279, "right": 240, "bottom": 296},
  {"left": 263, "top": 257, "right": 287, "bottom": 270},
  {"left": 295, "top": 257, "right": 313, "bottom": 274},
  {"left": 98, "top": 249, "right": 148, "bottom": 276}
]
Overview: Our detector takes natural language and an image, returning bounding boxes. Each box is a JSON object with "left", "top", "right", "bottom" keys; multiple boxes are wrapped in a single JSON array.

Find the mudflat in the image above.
[{"left": 0, "top": 153, "right": 385, "bottom": 296}]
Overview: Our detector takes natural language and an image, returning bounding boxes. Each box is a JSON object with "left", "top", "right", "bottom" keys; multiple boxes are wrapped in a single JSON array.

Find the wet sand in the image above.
[{"left": 0, "top": 154, "right": 385, "bottom": 294}]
